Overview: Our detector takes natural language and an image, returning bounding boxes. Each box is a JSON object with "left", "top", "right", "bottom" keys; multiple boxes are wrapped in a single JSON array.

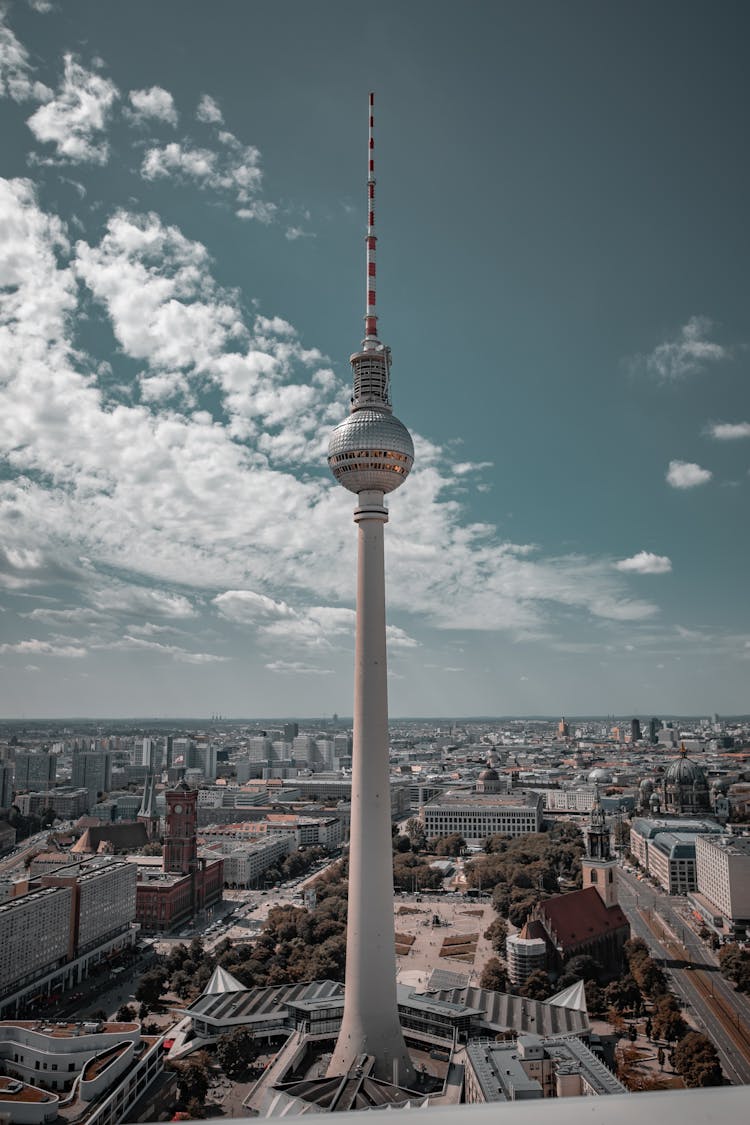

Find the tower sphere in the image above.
[{"left": 328, "top": 407, "right": 414, "bottom": 494}]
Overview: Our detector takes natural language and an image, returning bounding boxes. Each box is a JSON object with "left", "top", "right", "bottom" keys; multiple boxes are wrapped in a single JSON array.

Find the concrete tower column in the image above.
[{"left": 327, "top": 489, "right": 415, "bottom": 1085}]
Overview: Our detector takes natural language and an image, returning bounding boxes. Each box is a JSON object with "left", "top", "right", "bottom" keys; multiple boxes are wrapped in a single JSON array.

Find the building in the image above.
[
  {"left": 421, "top": 789, "right": 543, "bottom": 843},
  {"left": 263, "top": 812, "right": 341, "bottom": 850},
  {"left": 0, "top": 857, "right": 138, "bottom": 1016},
  {"left": 629, "top": 817, "right": 722, "bottom": 871},
  {"left": 0, "top": 886, "right": 73, "bottom": 998},
  {"left": 581, "top": 790, "right": 618, "bottom": 907},
  {"left": 531, "top": 798, "right": 629, "bottom": 979},
  {"left": 0, "top": 1019, "right": 163, "bottom": 1125},
  {"left": 201, "top": 834, "right": 294, "bottom": 888},
  {"left": 183, "top": 978, "right": 589, "bottom": 1048},
  {"left": 659, "top": 746, "right": 711, "bottom": 816},
  {"left": 647, "top": 833, "right": 704, "bottom": 895},
  {"left": 15, "top": 787, "right": 90, "bottom": 820},
  {"left": 136, "top": 774, "right": 160, "bottom": 840},
  {"left": 71, "top": 750, "right": 112, "bottom": 804},
  {"left": 1, "top": 760, "right": 15, "bottom": 809},
  {"left": 324, "top": 92, "right": 416, "bottom": 1086},
  {"left": 464, "top": 1034, "right": 625, "bottom": 1102},
  {"left": 506, "top": 923, "right": 548, "bottom": 987},
  {"left": 133, "top": 782, "right": 223, "bottom": 931},
  {"left": 695, "top": 835, "right": 750, "bottom": 937},
  {"left": 12, "top": 751, "right": 56, "bottom": 793}
]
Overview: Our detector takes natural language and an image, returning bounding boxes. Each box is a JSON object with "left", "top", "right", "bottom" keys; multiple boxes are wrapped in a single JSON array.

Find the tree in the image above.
[
  {"left": 483, "top": 918, "right": 508, "bottom": 955},
  {"left": 173, "top": 1056, "right": 210, "bottom": 1103},
  {"left": 558, "top": 954, "right": 603, "bottom": 986},
  {"left": 673, "top": 1031, "right": 723, "bottom": 1087},
  {"left": 431, "top": 834, "right": 466, "bottom": 857},
  {"left": 519, "top": 969, "right": 553, "bottom": 1000},
  {"left": 651, "top": 993, "right": 687, "bottom": 1043},
  {"left": 479, "top": 957, "right": 509, "bottom": 993},
  {"left": 135, "top": 966, "right": 167, "bottom": 1007},
  {"left": 404, "top": 817, "right": 427, "bottom": 851},
  {"left": 116, "top": 1004, "right": 135, "bottom": 1022},
  {"left": 171, "top": 970, "right": 194, "bottom": 999},
  {"left": 657, "top": 1046, "right": 665, "bottom": 1070},
  {"left": 216, "top": 1027, "right": 255, "bottom": 1078}
]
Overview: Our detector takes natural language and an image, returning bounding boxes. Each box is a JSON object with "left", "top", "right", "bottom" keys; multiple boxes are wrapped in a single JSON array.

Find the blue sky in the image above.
[{"left": 0, "top": 0, "right": 748, "bottom": 718}]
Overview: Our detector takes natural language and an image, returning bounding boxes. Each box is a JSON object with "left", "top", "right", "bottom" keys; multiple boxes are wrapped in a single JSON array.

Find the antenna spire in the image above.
[{"left": 364, "top": 91, "right": 378, "bottom": 346}]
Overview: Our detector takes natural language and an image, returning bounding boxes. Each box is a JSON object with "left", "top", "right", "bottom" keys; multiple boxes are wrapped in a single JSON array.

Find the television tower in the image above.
[{"left": 326, "top": 93, "right": 415, "bottom": 1085}]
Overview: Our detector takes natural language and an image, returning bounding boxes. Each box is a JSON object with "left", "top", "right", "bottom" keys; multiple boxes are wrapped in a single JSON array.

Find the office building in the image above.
[
  {"left": 422, "top": 788, "right": 543, "bottom": 843},
  {"left": 695, "top": 835, "right": 750, "bottom": 936},
  {"left": 12, "top": 751, "right": 55, "bottom": 792}
]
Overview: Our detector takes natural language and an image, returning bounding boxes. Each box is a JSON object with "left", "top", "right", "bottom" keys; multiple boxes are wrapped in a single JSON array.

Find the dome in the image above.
[
  {"left": 587, "top": 768, "right": 613, "bottom": 784},
  {"left": 328, "top": 408, "right": 414, "bottom": 494},
  {"left": 665, "top": 751, "right": 707, "bottom": 786},
  {"left": 478, "top": 767, "right": 499, "bottom": 783},
  {"left": 639, "top": 778, "right": 654, "bottom": 793},
  {"left": 711, "top": 778, "right": 729, "bottom": 794}
]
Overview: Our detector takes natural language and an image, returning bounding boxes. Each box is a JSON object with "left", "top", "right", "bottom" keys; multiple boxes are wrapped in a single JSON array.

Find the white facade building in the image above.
[
  {"left": 422, "top": 791, "right": 543, "bottom": 843},
  {"left": 696, "top": 835, "right": 750, "bottom": 930}
]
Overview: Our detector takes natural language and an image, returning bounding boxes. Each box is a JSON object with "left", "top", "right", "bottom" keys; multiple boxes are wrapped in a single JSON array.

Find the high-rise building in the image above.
[
  {"left": 630, "top": 718, "right": 642, "bottom": 743},
  {"left": 283, "top": 722, "right": 299, "bottom": 742},
  {"left": 71, "top": 748, "right": 112, "bottom": 801},
  {"left": 0, "top": 761, "right": 13, "bottom": 811},
  {"left": 13, "top": 750, "right": 56, "bottom": 792},
  {"left": 325, "top": 93, "right": 415, "bottom": 1085},
  {"left": 649, "top": 717, "right": 660, "bottom": 744}
]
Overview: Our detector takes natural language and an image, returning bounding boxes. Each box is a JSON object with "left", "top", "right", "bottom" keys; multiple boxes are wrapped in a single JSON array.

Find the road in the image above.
[{"left": 617, "top": 867, "right": 750, "bottom": 1086}]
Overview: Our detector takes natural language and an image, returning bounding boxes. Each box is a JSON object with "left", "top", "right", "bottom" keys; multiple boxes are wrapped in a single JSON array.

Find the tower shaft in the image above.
[{"left": 327, "top": 490, "right": 415, "bottom": 1085}]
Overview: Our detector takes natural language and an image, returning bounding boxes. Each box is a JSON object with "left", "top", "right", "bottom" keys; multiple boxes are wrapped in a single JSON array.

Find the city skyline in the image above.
[{"left": 1, "top": 0, "right": 749, "bottom": 718}]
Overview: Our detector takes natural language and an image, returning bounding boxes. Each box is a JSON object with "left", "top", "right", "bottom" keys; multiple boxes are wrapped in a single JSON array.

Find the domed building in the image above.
[
  {"left": 476, "top": 760, "right": 505, "bottom": 795},
  {"left": 587, "top": 767, "right": 613, "bottom": 786},
  {"left": 638, "top": 777, "right": 654, "bottom": 812},
  {"left": 661, "top": 745, "right": 711, "bottom": 816}
]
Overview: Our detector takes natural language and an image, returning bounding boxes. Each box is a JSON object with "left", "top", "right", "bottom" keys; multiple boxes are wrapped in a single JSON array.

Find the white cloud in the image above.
[
  {"left": 285, "top": 226, "right": 314, "bottom": 241},
  {"left": 0, "top": 11, "right": 52, "bottom": 102},
  {"left": 0, "top": 638, "right": 86, "bottom": 657},
  {"left": 126, "top": 86, "right": 178, "bottom": 126},
  {"left": 27, "top": 1, "right": 55, "bottom": 12},
  {"left": 140, "top": 135, "right": 271, "bottom": 218},
  {"left": 196, "top": 93, "right": 223, "bottom": 124},
  {"left": 709, "top": 421, "right": 750, "bottom": 440},
  {"left": 666, "top": 460, "right": 713, "bottom": 489},
  {"left": 100, "top": 635, "right": 227, "bottom": 664},
  {"left": 453, "top": 461, "right": 493, "bottom": 476},
  {"left": 0, "top": 180, "right": 664, "bottom": 671},
  {"left": 26, "top": 54, "right": 118, "bottom": 163},
  {"left": 632, "top": 316, "right": 728, "bottom": 382},
  {"left": 266, "top": 660, "right": 333, "bottom": 675},
  {"left": 615, "top": 552, "right": 672, "bottom": 575}
]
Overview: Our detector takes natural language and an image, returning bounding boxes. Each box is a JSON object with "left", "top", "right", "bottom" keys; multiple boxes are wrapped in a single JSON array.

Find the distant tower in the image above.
[
  {"left": 326, "top": 93, "right": 415, "bottom": 1086},
  {"left": 630, "top": 718, "right": 642, "bottom": 743},
  {"left": 557, "top": 717, "right": 569, "bottom": 739},
  {"left": 582, "top": 788, "right": 618, "bottom": 907},
  {"left": 137, "top": 773, "right": 160, "bottom": 841},
  {"left": 164, "top": 781, "right": 197, "bottom": 875}
]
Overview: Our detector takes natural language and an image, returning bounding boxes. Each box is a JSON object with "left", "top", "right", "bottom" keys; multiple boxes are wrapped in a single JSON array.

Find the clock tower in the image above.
[{"left": 164, "top": 781, "right": 198, "bottom": 875}]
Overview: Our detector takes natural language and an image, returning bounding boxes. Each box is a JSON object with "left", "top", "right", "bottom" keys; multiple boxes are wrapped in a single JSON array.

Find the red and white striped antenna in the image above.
[{"left": 364, "top": 91, "right": 378, "bottom": 346}]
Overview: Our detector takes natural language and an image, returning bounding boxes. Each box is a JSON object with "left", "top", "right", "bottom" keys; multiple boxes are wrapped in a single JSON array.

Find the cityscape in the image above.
[
  {"left": 1, "top": 2, "right": 749, "bottom": 1125},
  {"left": 0, "top": 713, "right": 748, "bottom": 1120}
]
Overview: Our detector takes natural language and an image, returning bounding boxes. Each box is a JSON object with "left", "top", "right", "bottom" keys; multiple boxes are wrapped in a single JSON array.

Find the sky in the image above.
[{"left": 0, "top": 0, "right": 748, "bottom": 719}]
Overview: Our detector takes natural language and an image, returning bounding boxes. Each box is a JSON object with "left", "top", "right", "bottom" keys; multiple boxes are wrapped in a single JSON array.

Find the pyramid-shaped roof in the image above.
[
  {"left": 547, "top": 978, "right": 588, "bottom": 1014},
  {"left": 202, "top": 965, "right": 245, "bottom": 995}
]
